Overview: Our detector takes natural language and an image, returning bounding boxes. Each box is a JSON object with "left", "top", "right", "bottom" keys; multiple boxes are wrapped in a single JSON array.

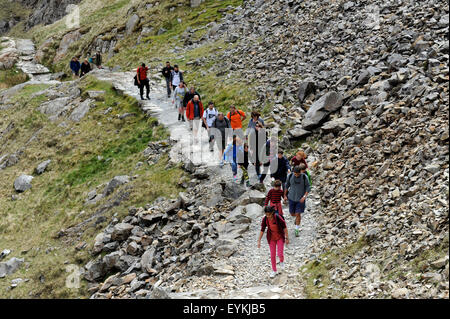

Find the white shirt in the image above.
[
  {"left": 171, "top": 71, "right": 181, "bottom": 87},
  {"left": 203, "top": 108, "right": 218, "bottom": 127}
]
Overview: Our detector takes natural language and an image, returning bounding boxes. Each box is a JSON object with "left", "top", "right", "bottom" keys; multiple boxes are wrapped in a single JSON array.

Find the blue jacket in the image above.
[
  {"left": 271, "top": 156, "right": 291, "bottom": 181},
  {"left": 70, "top": 60, "right": 80, "bottom": 72}
]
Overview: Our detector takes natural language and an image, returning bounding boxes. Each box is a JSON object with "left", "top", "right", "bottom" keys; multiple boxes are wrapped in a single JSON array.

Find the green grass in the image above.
[
  {"left": 0, "top": 0, "right": 29, "bottom": 21},
  {"left": 0, "top": 76, "right": 185, "bottom": 298},
  {"left": 301, "top": 238, "right": 368, "bottom": 299},
  {"left": 0, "top": 67, "right": 29, "bottom": 89}
]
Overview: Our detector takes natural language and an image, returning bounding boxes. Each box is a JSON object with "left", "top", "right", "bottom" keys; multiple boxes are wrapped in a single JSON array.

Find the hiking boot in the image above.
[
  {"left": 246, "top": 181, "right": 251, "bottom": 187},
  {"left": 240, "top": 178, "right": 244, "bottom": 185},
  {"left": 295, "top": 228, "right": 299, "bottom": 237},
  {"left": 233, "top": 175, "right": 238, "bottom": 182},
  {"left": 178, "top": 114, "right": 181, "bottom": 121},
  {"left": 140, "top": 96, "right": 145, "bottom": 100},
  {"left": 182, "top": 116, "right": 186, "bottom": 122},
  {"left": 279, "top": 262, "right": 285, "bottom": 271},
  {"left": 219, "top": 160, "right": 224, "bottom": 168},
  {"left": 270, "top": 271, "right": 277, "bottom": 278},
  {"left": 146, "top": 96, "right": 150, "bottom": 100}
]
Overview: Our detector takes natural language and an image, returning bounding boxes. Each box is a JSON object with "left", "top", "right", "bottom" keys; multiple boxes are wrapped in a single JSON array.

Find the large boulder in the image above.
[
  {"left": 141, "top": 248, "right": 155, "bottom": 273},
  {"left": 84, "top": 257, "right": 107, "bottom": 282},
  {"left": 297, "top": 81, "right": 316, "bottom": 103},
  {"left": 302, "top": 92, "right": 343, "bottom": 130},
  {"left": 53, "top": 30, "right": 82, "bottom": 62},
  {"left": 126, "top": 14, "right": 140, "bottom": 35},
  {"left": 69, "top": 99, "right": 93, "bottom": 122},
  {"left": 14, "top": 175, "right": 33, "bottom": 192}
]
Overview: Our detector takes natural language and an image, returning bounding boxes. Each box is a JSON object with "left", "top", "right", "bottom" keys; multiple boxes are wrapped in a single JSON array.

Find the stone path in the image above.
[
  {"left": 93, "top": 69, "right": 320, "bottom": 299},
  {"left": 6, "top": 38, "right": 319, "bottom": 299}
]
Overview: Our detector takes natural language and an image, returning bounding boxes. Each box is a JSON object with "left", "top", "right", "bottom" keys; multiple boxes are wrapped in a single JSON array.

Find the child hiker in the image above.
[
  {"left": 258, "top": 206, "right": 289, "bottom": 278},
  {"left": 290, "top": 150, "right": 311, "bottom": 185},
  {"left": 264, "top": 179, "right": 285, "bottom": 217},
  {"left": 223, "top": 136, "right": 244, "bottom": 182}
]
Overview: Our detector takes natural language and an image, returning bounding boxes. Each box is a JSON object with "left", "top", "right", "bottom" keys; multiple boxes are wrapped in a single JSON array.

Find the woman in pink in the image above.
[{"left": 257, "top": 206, "right": 289, "bottom": 278}]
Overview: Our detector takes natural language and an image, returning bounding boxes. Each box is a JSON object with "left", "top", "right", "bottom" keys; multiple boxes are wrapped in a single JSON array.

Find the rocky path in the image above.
[
  {"left": 93, "top": 69, "right": 320, "bottom": 299},
  {"left": 6, "top": 38, "right": 319, "bottom": 298}
]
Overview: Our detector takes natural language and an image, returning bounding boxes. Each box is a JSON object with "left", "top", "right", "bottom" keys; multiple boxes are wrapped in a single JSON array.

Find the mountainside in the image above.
[{"left": 0, "top": 0, "right": 448, "bottom": 299}]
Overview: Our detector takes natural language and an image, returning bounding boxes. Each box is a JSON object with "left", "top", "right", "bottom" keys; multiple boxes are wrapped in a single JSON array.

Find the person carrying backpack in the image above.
[
  {"left": 290, "top": 150, "right": 311, "bottom": 185},
  {"left": 257, "top": 205, "right": 289, "bottom": 278},
  {"left": 136, "top": 63, "right": 150, "bottom": 100},
  {"left": 162, "top": 61, "right": 174, "bottom": 98},
  {"left": 271, "top": 150, "right": 291, "bottom": 191},
  {"left": 226, "top": 105, "right": 246, "bottom": 138},
  {"left": 211, "top": 112, "right": 231, "bottom": 167},
  {"left": 284, "top": 164, "right": 310, "bottom": 237},
  {"left": 170, "top": 65, "right": 183, "bottom": 92},
  {"left": 202, "top": 102, "right": 218, "bottom": 151},
  {"left": 265, "top": 179, "right": 285, "bottom": 216},
  {"left": 238, "top": 143, "right": 250, "bottom": 187},
  {"left": 173, "top": 81, "right": 188, "bottom": 121}
]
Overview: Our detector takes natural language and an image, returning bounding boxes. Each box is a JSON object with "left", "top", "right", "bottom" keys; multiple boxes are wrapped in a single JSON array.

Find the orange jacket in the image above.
[
  {"left": 186, "top": 100, "right": 204, "bottom": 120},
  {"left": 137, "top": 66, "right": 148, "bottom": 81}
]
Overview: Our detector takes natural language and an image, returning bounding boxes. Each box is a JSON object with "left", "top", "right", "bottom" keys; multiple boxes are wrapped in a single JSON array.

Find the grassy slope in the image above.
[
  {"left": 0, "top": 77, "right": 185, "bottom": 298},
  {"left": 0, "top": 0, "right": 29, "bottom": 21}
]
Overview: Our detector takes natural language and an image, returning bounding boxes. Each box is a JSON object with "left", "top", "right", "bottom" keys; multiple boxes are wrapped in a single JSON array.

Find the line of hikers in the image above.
[
  {"left": 140, "top": 61, "right": 313, "bottom": 279},
  {"left": 69, "top": 51, "right": 103, "bottom": 79}
]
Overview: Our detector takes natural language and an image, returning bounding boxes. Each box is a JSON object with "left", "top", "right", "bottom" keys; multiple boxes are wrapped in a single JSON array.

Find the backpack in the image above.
[
  {"left": 227, "top": 110, "right": 242, "bottom": 120},
  {"left": 286, "top": 172, "right": 309, "bottom": 197},
  {"left": 202, "top": 108, "right": 217, "bottom": 129}
]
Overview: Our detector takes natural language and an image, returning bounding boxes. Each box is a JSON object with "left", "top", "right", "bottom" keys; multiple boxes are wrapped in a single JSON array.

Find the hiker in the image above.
[
  {"left": 249, "top": 122, "right": 268, "bottom": 183},
  {"left": 162, "top": 61, "right": 174, "bottom": 98},
  {"left": 257, "top": 205, "right": 289, "bottom": 278},
  {"left": 284, "top": 164, "right": 310, "bottom": 237},
  {"left": 226, "top": 105, "right": 246, "bottom": 138},
  {"left": 224, "top": 136, "right": 244, "bottom": 182},
  {"left": 290, "top": 150, "right": 311, "bottom": 184},
  {"left": 265, "top": 179, "right": 285, "bottom": 216},
  {"left": 173, "top": 81, "right": 188, "bottom": 121},
  {"left": 136, "top": 63, "right": 150, "bottom": 100},
  {"left": 211, "top": 112, "right": 231, "bottom": 166},
  {"left": 183, "top": 86, "right": 201, "bottom": 109},
  {"left": 238, "top": 143, "right": 250, "bottom": 187},
  {"left": 170, "top": 65, "right": 183, "bottom": 93},
  {"left": 202, "top": 101, "right": 218, "bottom": 151},
  {"left": 271, "top": 150, "right": 291, "bottom": 191},
  {"left": 185, "top": 95, "right": 204, "bottom": 136},
  {"left": 95, "top": 51, "right": 102, "bottom": 69},
  {"left": 69, "top": 57, "right": 80, "bottom": 78},
  {"left": 80, "top": 59, "right": 91, "bottom": 77},
  {"left": 247, "top": 111, "right": 265, "bottom": 134}
]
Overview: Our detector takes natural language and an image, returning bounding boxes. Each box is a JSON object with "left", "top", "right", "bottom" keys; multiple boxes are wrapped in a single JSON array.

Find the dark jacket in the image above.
[
  {"left": 183, "top": 91, "right": 200, "bottom": 108},
  {"left": 80, "top": 62, "right": 91, "bottom": 76},
  {"left": 211, "top": 117, "right": 230, "bottom": 139},
  {"left": 162, "top": 66, "right": 174, "bottom": 79},
  {"left": 70, "top": 60, "right": 80, "bottom": 72},
  {"left": 95, "top": 53, "right": 102, "bottom": 65},
  {"left": 271, "top": 156, "right": 291, "bottom": 181},
  {"left": 261, "top": 215, "right": 287, "bottom": 243}
]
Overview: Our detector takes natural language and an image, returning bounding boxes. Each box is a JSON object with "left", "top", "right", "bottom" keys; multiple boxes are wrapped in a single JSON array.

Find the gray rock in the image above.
[
  {"left": 297, "top": 81, "right": 316, "bottom": 103},
  {"left": 247, "top": 190, "right": 266, "bottom": 205},
  {"left": 0, "top": 257, "right": 24, "bottom": 278},
  {"left": 69, "top": 99, "right": 93, "bottom": 122},
  {"left": 84, "top": 257, "right": 106, "bottom": 282},
  {"left": 35, "top": 160, "right": 51, "bottom": 175},
  {"left": 302, "top": 92, "right": 343, "bottom": 130},
  {"left": 111, "top": 223, "right": 134, "bottom": 241},
  {"left": 14, "top": 175, "right": 33, "bottom": 192},
  {"left": 126, "top": 14, "right": 140, "bottom": 35},
  {"left": 149, "top": 287, "right": 170, "bottom": 299},
  {"left": 103, "top": 175, "right": 130, "bottom": 196},
  {"left": 289, "top": 126, "right": 311, "bottom": 139}
]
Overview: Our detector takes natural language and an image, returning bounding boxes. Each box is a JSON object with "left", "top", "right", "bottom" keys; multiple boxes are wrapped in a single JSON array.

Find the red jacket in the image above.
[
  {"left": 185, "top": 100, "right": 204, "bottom": 120},
  {"left": 137, "top": 66, "right": 148, "bottom": 81},
  {"left": 261, "top": 215, "right": 287, "bottom": 243}
]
